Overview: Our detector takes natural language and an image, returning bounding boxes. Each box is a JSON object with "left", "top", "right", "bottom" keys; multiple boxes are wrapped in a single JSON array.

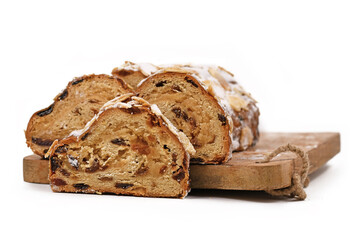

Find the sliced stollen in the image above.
[
  {"left": 112, "top": 62, "right": 260, "bottom": 164},
  {"left": 46, "top": 94, "right": 194, "bottom": 198},
  {"left": 25, "top": 74, "right": 132, "bottom": 156}
]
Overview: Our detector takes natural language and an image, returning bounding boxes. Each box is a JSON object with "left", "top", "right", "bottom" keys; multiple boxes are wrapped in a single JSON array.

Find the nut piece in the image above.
[
  {"left": 208, "top": 67, "right": 231, "bottom": 91},
  {"left": 240, "top": 126, "right": 254, "bottom": 149},
  {"left": 227, "top": 94, "right": 249, "bottom": 112}
]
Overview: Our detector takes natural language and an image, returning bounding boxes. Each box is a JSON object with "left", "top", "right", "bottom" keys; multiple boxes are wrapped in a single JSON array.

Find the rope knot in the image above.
[{"left": 264, "top": 143, "right": 310, "bottom": 200}]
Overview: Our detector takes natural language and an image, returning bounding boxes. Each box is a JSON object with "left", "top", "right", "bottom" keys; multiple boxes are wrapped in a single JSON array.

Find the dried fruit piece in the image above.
[
  {"left": 184, "top": 76, "right": 198, "bottom": 88},
  {"left": 159, "top": 166, "right": 167, "bottom": 174},
  {"left": 73, "top": 183, "right": 90, "bottom": 190},
  {"left": 85, "top": 159, "right": 99, "bottom": 173},
  {"left": 172, "top": 167, "right": 185, "bottom": 183},
  {"left": 32, "top": 137, "right": 53, "bottom": 146},
  {"left": 155, "top": 81, "right": 167, "bottom": 87},
  {"left": 57, "top": 89, "right": 68, "bottom": 101},
  {"left": 115, "top": 183, "right": 134, "bottom": 189},
  {"left": 52, "top": 178, "right": 67, "bottom": 186},
  {"left": 71, "top": 78, "right": 84, "bottom": 85},
  {"left": 218, "top": 114, "right": 227, "bottom": 126},
  {"left": 111, "top": 138, "right": 128, "bottom": 146},
  {"left": 50, "top": 157, "right": 61, "bottom": 173},
  {"left": 37, "top": 104, "right": 55, "bottom": 117}
]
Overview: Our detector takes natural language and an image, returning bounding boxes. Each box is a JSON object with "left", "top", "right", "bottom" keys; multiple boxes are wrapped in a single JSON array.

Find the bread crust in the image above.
[{"left": 25, "top": 74, "right": 133, "bottom": 156}]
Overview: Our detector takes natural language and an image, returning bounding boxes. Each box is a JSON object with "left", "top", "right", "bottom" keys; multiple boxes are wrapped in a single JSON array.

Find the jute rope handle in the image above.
[{"left": 264, "top": 144, "right": 310, "bottom": 200}]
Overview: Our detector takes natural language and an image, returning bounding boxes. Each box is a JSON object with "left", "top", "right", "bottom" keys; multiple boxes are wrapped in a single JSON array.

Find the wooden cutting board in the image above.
[{"left": 23, "top": 132, "right": 340, "bottom": 191}]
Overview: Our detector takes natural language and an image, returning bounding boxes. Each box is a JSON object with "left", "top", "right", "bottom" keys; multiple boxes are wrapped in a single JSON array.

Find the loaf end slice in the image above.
[{"left": 25, "top": 74, "right": 132, "bottom": 156}]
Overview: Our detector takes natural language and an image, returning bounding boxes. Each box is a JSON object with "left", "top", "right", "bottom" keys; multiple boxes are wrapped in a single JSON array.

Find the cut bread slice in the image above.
[
  {"left": 46, "top": 94, "right": 194, "bottom": 198},
  {"left": 112, "top": 62, "right": 260, "bottom": 164},
  {"left": 25, "top": 74, "right": 132, "bottom": 156}
]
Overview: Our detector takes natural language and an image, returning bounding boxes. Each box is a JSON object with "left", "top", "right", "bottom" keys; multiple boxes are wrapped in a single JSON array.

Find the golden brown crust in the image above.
[
  {"left": 25, "top": 74, "right": 133, "bottom": 156},
  {"left": 47, "top": 95, "right": 190, "bottom": 198}
]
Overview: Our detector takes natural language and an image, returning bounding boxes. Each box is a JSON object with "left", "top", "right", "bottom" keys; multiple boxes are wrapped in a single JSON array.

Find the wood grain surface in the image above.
[{"left": 23, "top": 132, "right": 340, "bottom": 190}]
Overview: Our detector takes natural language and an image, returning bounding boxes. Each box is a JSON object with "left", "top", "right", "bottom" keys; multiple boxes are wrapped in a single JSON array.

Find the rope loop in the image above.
[{"left": 264, "top": 144, "right": 310, "bottom": 200}]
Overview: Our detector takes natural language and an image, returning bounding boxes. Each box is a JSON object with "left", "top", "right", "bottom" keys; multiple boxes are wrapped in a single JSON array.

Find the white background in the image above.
[{"left": 1, "top": 0, "right": 359, "bottom": 239}]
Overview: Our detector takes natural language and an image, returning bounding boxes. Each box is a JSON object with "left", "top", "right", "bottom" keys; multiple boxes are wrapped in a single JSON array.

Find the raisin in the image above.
[
  {"left": 171, "top": 107, "right": 189, "bottom": 121},
  {"left": 51, "top": 157, "right": 61, "bottom": 173},
  {"left": 172, "top": 107, "right": 182, "bottom": 118},
  {"left": 81, "top": 133, "right": 90, "bottom": 141},
  {"left": 190, "top": 157, "right": 204, "bottom": 163},
  {"left": 32, "top": 137, "right": 53, "bottom": 146},
  {"left": 115, "top": 183, "right": 134, "bottom": 189},
  {"left": 72, "top": 78, "right": 84, "bottom": 85},
  {"left": 73, "top": 183, "right": 89, "bottom": 190},
  {"left": 172, "top": 85, "right": 182, "bottom": 92},
  {"left": 190, "top": 138, "right": 202, "bottom": 148},
  {"left": 189, "top": 117, "right": 197, "bottom": 127},
  {"left": 59, "top": 169, "right": 70, "bottom": 177},
  {"left": 159, "top": 165, "right": 167, "bottom": 174},
  {"left": 52, "top": 178, "right": 67, "bottom": 186},
  {"left": 57, "top": 89, "right": 68, "bottom": 101},
  {"left": 171, "top": 153, "right": 178, "bottom": 166},
  {"left": 55, "top": 145, "right": 68, "bottom": 153},
  {"left": 85, "top": 159, "right": 99, "bottom": 173},
  {"left": 37, "top": 104, "right": 55, "bottom": 117},
  {"left": 172, "top": 167, "right": 185, "bottom": 183},
  {"left": 185, "top": 76, "right": 198, "bottom": 88},
  {"left": 155, "top": 81, "right": 167, "bottom": 87},
  {"left": 181, "top": 111, "right": 189, "bottom": 121},
  {"left": 111, "top": 138, "right": 128, "bottom": 146},
  {"left": 218, "top": 113, "right": 227, "bottom": 126},
  {"left": 148, "top": 114, "right": 161, "bottom": 127},
  {"left": 172, "top": 152, "right": 178, "bottom": 162},
  {"left": 163, "top": 145, "right": 171, "bottom": 152},
  {"left": 135, "top": 163, "right": 149, "bottom": 175}
]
